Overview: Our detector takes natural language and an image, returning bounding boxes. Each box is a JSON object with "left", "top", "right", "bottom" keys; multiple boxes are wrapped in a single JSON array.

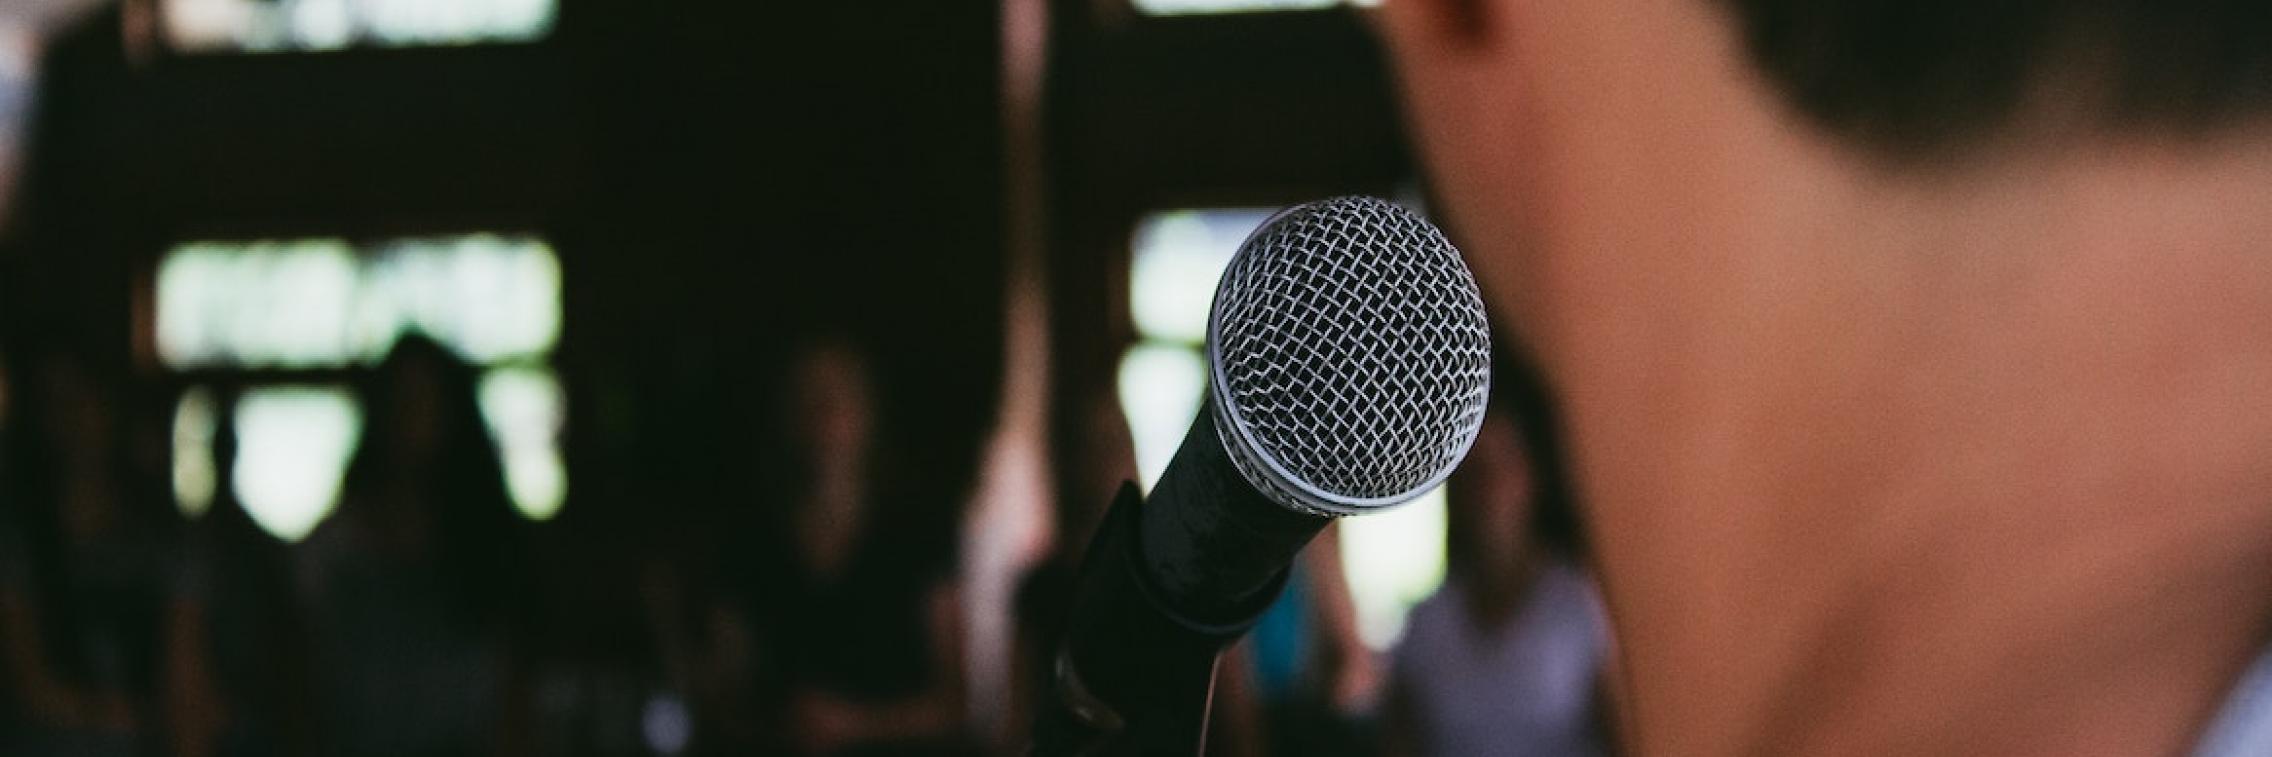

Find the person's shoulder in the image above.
[
  {"left": 287, "top": 508, "right": 371, "bottom": 586},
  {"left": 1530, "top": 561, "right": 1611, "bottom": 651},
  {"left": 1534, "top": 562, "right": 1602, "bottom": 607},
  {"left": 1395, "top": 580, "right": 1470, "bottom": 653},
  {"left": 294, "top": 510, "right": 354, "bottom": 555}
]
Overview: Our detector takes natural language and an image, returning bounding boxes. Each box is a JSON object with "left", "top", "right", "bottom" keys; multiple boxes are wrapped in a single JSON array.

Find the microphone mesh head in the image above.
[{"left": 1208, "top": 196, "right": 1492, "bottom": 516}]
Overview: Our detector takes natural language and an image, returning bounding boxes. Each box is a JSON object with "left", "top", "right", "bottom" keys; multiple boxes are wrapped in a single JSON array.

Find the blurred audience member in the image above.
[
  {"left": 743, "top": 338, "right": 972, "bottom": 757},
  {"left": 1012, "top": 383, "right": 1377, "bottom": 757},
  {"left": 295, "top": 334, "right": 530, "bottom": 757},
  {"left": 1009, "top": 384, "right": 1135, "bottom": 752},
  {"left": 172, "top": 393, "right": 317, "bottom": 757},
  {"left": 1384, "top": 397, "right": 1610, "bottom": 757},
  {"left": 1214, "top": 524, "right": 1380, "bottom": 757},
  {"left": 0, "top": 357, "right": 194, "bottom": 756},
  {"left": 644, "top": 555, "right": 755, "bottom": 755}
]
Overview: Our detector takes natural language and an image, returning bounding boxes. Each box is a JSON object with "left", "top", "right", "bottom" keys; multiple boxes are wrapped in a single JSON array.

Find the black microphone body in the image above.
[
  {"left": 1031, "top": 478, "right": 1298, "bottom": 755},
  {"left": 1141, "top": 405, "right": 1334, "bottom": 623},
  {"left": 1033, "top": 197, "right": 1491, "bottom": 756},
  {"left": 1032, "top": 410, "right": 1332, "bottom": 755}
]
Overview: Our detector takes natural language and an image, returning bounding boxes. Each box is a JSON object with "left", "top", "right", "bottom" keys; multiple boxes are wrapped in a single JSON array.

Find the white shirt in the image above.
[{"left": 1392, "top": 563, "right": 1609, "bottom": 757}]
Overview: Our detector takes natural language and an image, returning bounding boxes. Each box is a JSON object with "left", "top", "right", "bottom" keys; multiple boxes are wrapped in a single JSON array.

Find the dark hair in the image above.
[
  {"left": 1444, "top": 340, "right": 1585, "bottom": 575},
  {"left": 342, "top": 333, "right": 522, "bottom": 622},
  {"left": 1721, "top": 0, "right": 2272, "bottom": 154},
  {"left": 1499, "top": 343, "right": 1584, "bottom": 562}
]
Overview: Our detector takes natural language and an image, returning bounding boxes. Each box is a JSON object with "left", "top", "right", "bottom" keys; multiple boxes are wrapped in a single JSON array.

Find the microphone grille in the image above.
[{"left": 1207, "top": 196, "right": 1492, "bottom": 516}]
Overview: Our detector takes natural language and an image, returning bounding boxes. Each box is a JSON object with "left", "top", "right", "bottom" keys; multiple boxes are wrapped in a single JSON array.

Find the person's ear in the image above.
[{"left": 1371, "top": 0, "right": 1496, "bottom": 53}]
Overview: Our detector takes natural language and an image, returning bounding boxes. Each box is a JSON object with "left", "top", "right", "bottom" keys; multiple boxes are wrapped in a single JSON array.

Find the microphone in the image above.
[{"left": 1036, "top": 196, "right": 1491, "bottom": 755}]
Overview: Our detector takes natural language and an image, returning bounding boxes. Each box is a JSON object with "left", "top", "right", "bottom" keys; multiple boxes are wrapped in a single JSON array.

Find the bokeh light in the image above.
[
  {"left": 160, "top": 234, "right": 566, "bottom": 534},
  {"left": 232, "top": 386, "right": 362, "bottom": 542},
  {"left": 172, "top": 387, "right": 221, "bottom": 519},
  {"left": 163, "top": 0, "right": 556, "bottom": 53},
  {"left": 1133, "top": 0, "right": 1378, "bottom": 16}
]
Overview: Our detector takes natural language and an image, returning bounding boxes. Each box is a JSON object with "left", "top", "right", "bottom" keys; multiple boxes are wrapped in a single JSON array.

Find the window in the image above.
[
  {"left": 1132, "top": 0, "right": 1378, "bottom": 16},
  {"left": 162, "top": 0, "right": 556, "bottom": 53},
  {"left": 0, "top": 29, "right": 33, "bottom": 230},
  {"left": 1121, "top": 208, "right": 1444, "bottom": 650},
  {"left": 226, "top": 385, "right": 364, "bottom": 540},
  {"left": 159, "top": 233, "right": 566, "bottom": 541}
]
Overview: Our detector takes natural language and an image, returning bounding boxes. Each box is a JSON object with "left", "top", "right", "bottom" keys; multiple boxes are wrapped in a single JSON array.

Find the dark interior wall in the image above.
[
  {"left": 1039, "top": 0, "right": 1412, "bottom": 529},
  {"left": 2, "top": 0, "right": 1007, "bottom": 656},
  {"left": 554, "top": 0, "right": 1006, "bottom": 554},
  {"left": 0, "top": 0, "right": 1416, "bottom": 650}
]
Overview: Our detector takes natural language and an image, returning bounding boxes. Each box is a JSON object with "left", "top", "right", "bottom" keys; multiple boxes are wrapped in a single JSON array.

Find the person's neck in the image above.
[
  {"left": 1569, "top": 140, "right": 2272, "bottom": 757},
  {"left": 1479, "top": 3, "right": 2272, "bottom": 749}
]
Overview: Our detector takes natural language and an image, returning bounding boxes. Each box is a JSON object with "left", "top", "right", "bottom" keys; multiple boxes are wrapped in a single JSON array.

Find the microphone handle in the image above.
[
  {"left": 1031, "top": 481, "right": 1227, "bottom": 755},
  {"left": 1142, "top": 404, "right": 1333, "bottom": 624},
  {"left": 1033, "top": 409, "right": 1331, "bottom": 755}
]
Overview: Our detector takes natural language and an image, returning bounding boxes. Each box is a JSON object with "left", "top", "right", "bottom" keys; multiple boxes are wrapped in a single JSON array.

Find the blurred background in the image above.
[{"left": 0, "top": 1, "right": 1610, "bottom": 755}]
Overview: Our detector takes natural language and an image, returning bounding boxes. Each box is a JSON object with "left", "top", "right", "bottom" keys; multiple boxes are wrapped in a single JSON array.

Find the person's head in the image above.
[
  {"left": 1376, "top": 0, "right": 2272, "bottom": 343},
  {"left": 345, "top": 333, "right": 508, "bottom": 539},
  {"left": 362, "top": 333, "right": 466, "bottom": 471},
  {"left": 37, "top": 357, "right": 112, "bottom": 470},
  {"left": 787, "top": 336, "right": 876, "bottom": 479},
  {"left": 1445, "top": 346, "right": 1580, "bottom": 588},
  {"left": 781, "top": 334, "right": 881, "bottom": 570},
  {"left": 34, "top": 356, "right": 120, "bottom": 540},
  {"left": 346, "top": 333, "right": 519, "bottom": 615},
  {"left": 1377, "top": 4, "right": 2272, "bottom": 752},
  {"left": 1445, "top": 408, "right": 1532, "bottom": 580}
]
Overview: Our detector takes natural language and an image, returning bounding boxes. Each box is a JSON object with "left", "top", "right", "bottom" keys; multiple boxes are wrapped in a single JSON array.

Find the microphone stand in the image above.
[{"left": 1030, "top": 482, "right": 1291, "bottom": 756}]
